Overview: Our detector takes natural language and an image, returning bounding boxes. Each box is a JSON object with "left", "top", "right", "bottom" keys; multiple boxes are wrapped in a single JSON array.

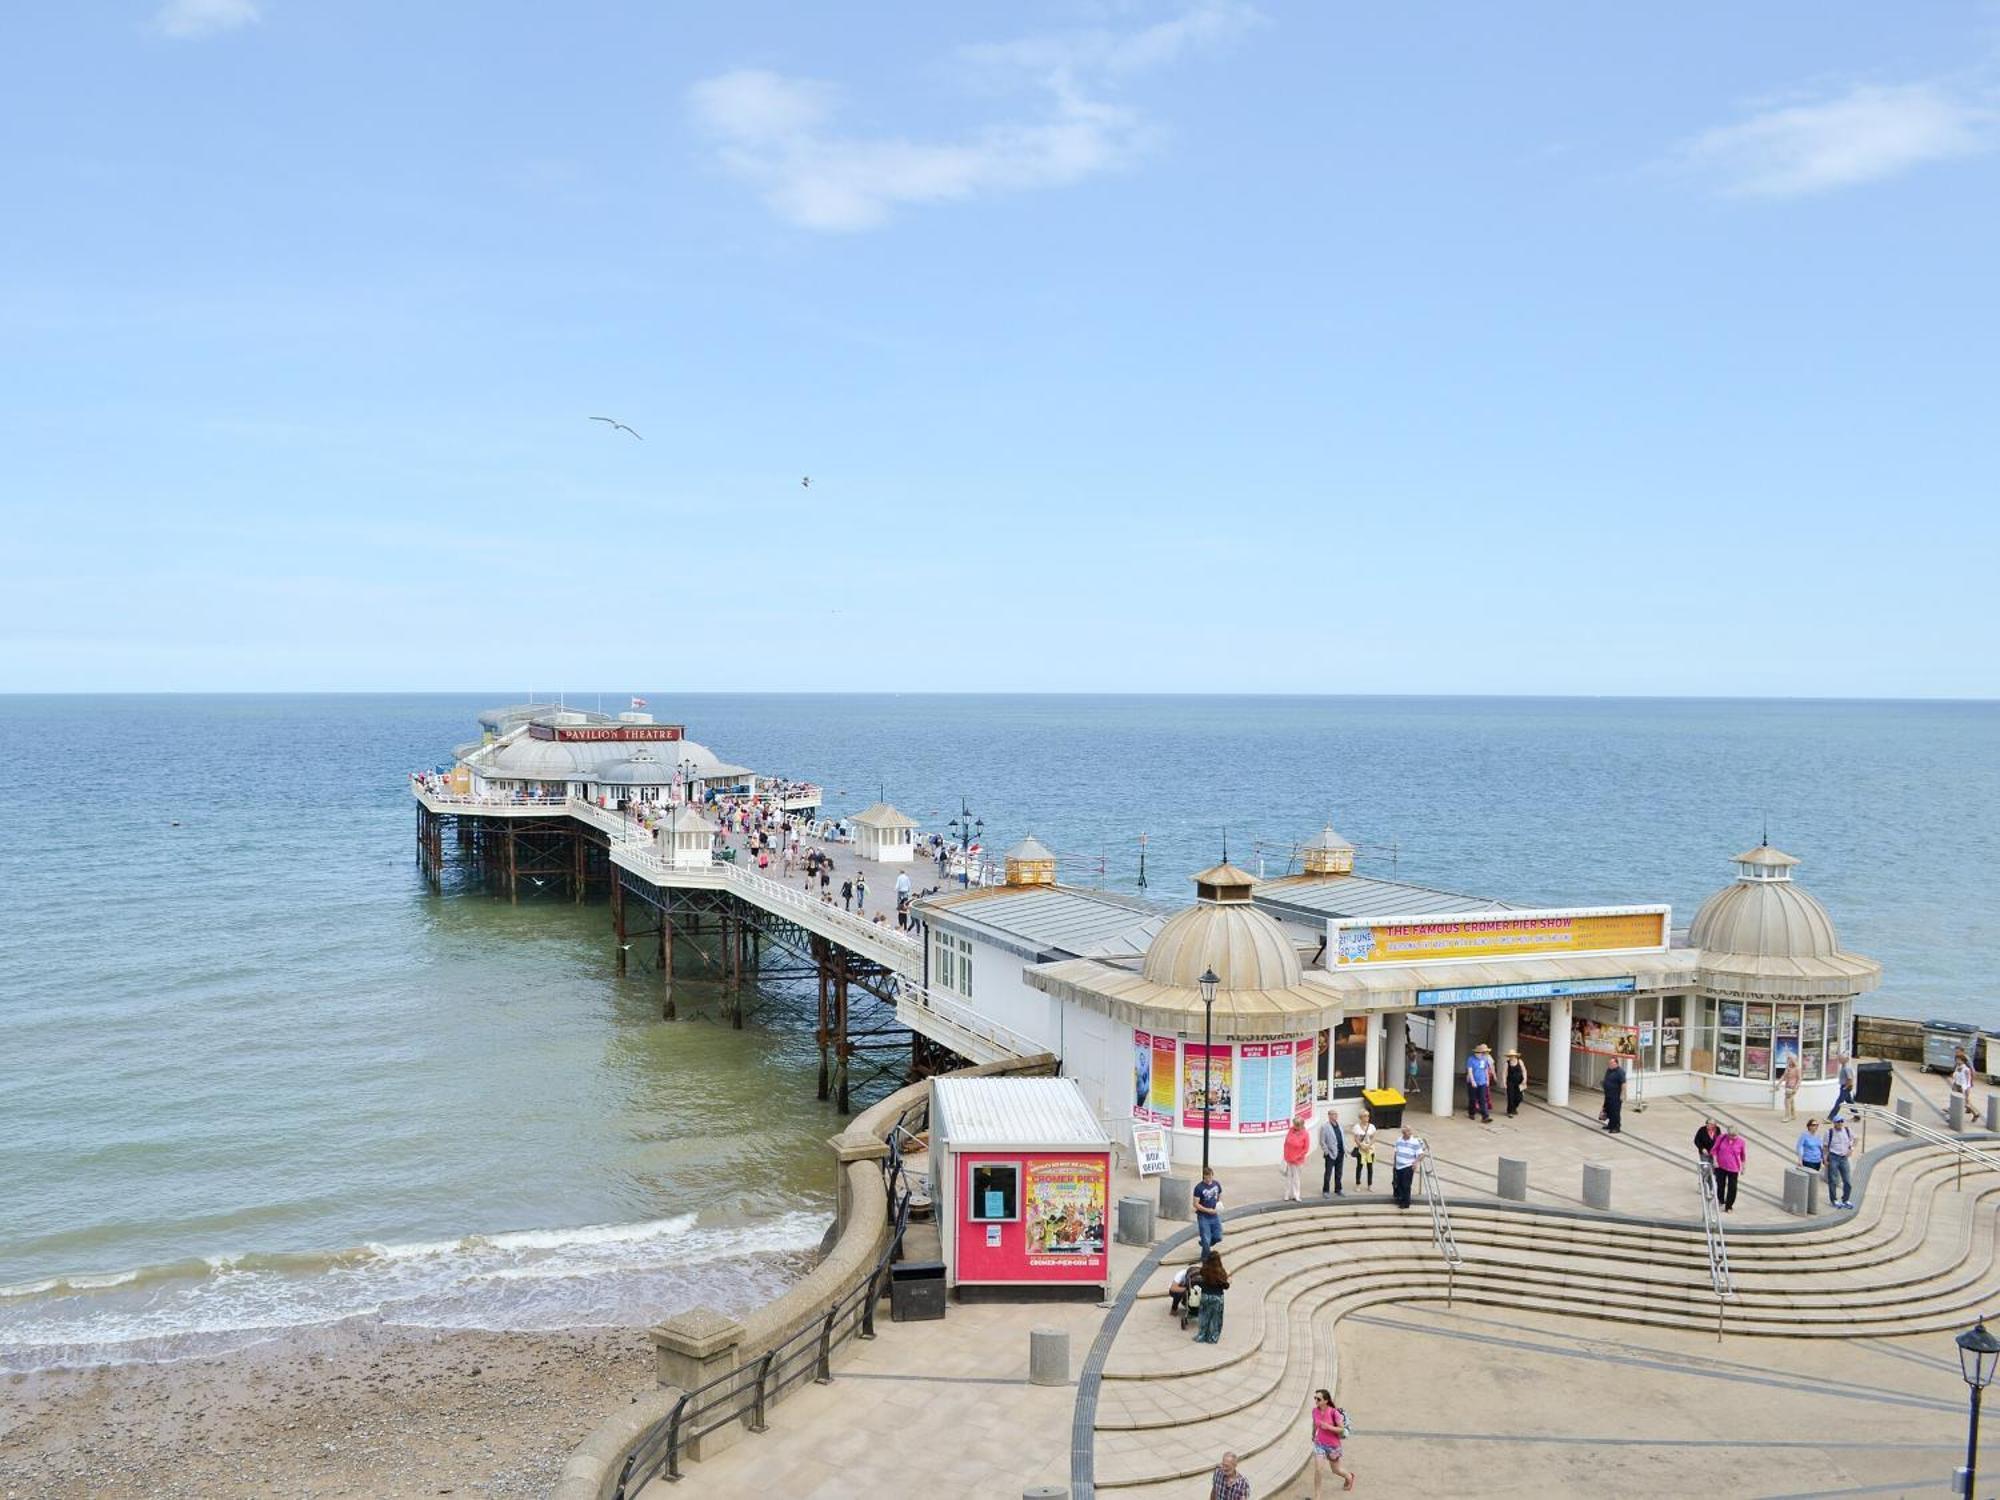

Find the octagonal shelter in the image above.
[{"left": 851, "top": 802, "right": 918, "bottom": 864}]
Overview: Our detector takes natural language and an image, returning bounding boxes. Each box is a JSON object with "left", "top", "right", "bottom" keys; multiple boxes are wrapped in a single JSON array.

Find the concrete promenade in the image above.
[{"left": 643, "top": 1061, "right": 1998, "bottom": 1498}]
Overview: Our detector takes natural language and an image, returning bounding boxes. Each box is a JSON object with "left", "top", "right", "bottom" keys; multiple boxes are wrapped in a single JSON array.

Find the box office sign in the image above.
[{"left": 1331, "top": 907, "right": 1669, "bottom": 966}]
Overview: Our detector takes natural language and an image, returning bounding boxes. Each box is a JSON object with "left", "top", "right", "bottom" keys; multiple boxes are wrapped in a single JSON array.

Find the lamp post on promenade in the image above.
[
  {"left": 1957, "top": 1316, "right": 2000, "bottom": 1498},
  {"left": 1199, "top": 967, "right": 1220, "bottom": 1175},
  {"left": 949, "top": 799, "right": 982, "bottom": 887}
]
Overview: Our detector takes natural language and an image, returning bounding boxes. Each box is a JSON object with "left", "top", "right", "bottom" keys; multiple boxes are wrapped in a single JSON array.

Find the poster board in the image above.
[{"left": 1133, "top": 1125, "right": 1171, "bottom": 1176}]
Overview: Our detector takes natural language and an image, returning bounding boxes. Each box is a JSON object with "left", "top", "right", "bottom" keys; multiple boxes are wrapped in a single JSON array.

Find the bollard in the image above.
[
  {"left": 1024, "top": 1488, "right": 1067, "bottom": 1500},
  {"left": 1894, "top": 1098, "right": 1914, "bottom": 1137},
  {"left": 1987, "top": 1096, "right": 1999, "bottom": 1133},
  {"left": 1116, "top": 1194, "right": 1155, "bottom": 1247},
  {"left": 1782, "top": 1166, "right": 1822, "bottom": 1216},
  {"left": 1497, "top": 1156, "right": 1529, "bottom": 1202},
  {"left": 1028, "top": 1326, "right": 1069, "bottom": 1387},
  {"left": 1582, "top": 1162, "right": 1612, "bottom": 1210},
  {"left": 1158, "top": 1174, "right": 1193, "bottom": 1222},
  {"left": 1950, "top": 1094, "right": 1967, "bottom": 1132}
]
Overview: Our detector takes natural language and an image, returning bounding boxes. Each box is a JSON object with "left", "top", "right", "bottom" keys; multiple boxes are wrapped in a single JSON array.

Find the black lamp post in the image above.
[
  {"left": 948, "top": 798, "right": 983, "bottom": 887},
  {"left": 1959, "top": 1317, "right": 2000, "bottom": 1498},
  {"left": 1199, "top": 967, "right": 1220, "bottom": 1174}
]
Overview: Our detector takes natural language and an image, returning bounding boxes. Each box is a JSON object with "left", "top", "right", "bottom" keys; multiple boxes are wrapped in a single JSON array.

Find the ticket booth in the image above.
[{"left": 931, "top": 1076, "right": 1113, "bottom": 1298}]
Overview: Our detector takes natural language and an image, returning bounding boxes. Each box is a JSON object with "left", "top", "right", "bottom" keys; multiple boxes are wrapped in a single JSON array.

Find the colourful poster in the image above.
[
  {"left": 1571, "top": 1017, "right": 1639, "bottom": 1058},
  {"left": 1150, "top": 1033, "right": 1177, "bottom": 1122},
  {"left": 1238, "top": 1042, "right": 1277, "bottom": 1133},
  {"left": 1292, "top": 1035, "right": 1317, "bottom": 1119},
  {"left": 1332, "top": 909, "right": 1668, "bottom": 965},
  {"left": 1133, "top": 1031, "right": 1155, "bottom": 1119},
  {"left": 1183, "top": 1044, "right": 1233, "bottom": 1130},
  {"left": 1518, "top": 1003, "right": 1551, "bottom": 1041},
  {"left": 1024, "top": 1159, "right": 1107, "bottom": 1264}
]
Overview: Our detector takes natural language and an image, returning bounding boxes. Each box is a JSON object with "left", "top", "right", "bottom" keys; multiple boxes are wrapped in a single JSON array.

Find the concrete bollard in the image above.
[
  {"left": 1895, "top": 1098, "right": 1914, "bottom": 1137},
  {"left": 1023, "top": 1488, "right": 1067, "bottom": 1499},
  {"left": 1497, "top": 1156, "right": 1529, "bottom": 1202},
  {"left": 1116, "top": 1194, "right": 1155, "bottom": 1247},
  {"left": 1951, "top": 1094, "right": 1967, "bottom": 1132},
  {"left": 1158, "top": 1174, "right": 1192, "bottom": 1222},
  {"left": 1783, "top": 1166, "right": 1822, "bottom": 1216},
  {"left": 1028, "top": 1326, "right": 1069, "bottom": 1387},
  {"left": 1582, "top": 1162, "right": 1612, "bottom": 1210},
  {"left": 1987, "top": 1096, "right": 1999, "bottom": 1133}
]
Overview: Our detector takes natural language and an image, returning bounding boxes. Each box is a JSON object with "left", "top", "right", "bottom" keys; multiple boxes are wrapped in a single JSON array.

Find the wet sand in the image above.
[{"left": 0, "top": 1322, "right": 655, "bottom": 1499}]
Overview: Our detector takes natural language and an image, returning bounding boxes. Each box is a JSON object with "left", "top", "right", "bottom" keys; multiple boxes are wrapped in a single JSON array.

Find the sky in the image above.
[{"left": 4, "top": 1, "right": 1998, "bottom": 695}]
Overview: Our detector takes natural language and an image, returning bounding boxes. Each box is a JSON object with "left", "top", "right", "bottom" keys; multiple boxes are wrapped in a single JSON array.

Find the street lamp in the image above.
[
  {"left": 1199, "top": 967, "right": 1220, "bottom": 1174},
  {"left": 948, "top": 798, "right": 983, "bottom": 887},
  {"left": 1958, "top": 1317, "right": 2000, "bottom": 1498}
]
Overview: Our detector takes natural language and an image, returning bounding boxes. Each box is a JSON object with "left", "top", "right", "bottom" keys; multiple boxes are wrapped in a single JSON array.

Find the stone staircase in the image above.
[{"left": 1088, "top": 1138, "right": 2000, "bottom": 1498}]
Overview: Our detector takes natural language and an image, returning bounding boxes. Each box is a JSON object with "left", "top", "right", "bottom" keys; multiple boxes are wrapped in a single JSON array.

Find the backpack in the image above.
[{"left": 1185, "top": 1278, "right": 1203, "bottom": 1310}]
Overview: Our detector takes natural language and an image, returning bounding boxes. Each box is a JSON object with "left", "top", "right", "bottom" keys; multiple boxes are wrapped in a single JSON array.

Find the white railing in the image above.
[
  {"left": 1697, "top": 1155, "right": 1735, "bottom": 1341},
  {"left": 1417, "top": 1144, "right": 1462, "bottom": 1305},
  {"left": 716, "top": 863, "right": 922, "bottom": 971},
  {"left": 1848, "top": 1102, "right": 2000, "bottom": 1191},
  {"left": 890, "top": 977, "right": 1040, "bottom": 1063}
]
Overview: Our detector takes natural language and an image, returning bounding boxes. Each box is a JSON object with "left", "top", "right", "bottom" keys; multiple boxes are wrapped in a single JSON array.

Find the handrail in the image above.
[
  {"left": 890, "top": 976, "right": 1039, "bottom": 1063},
  {"left": 1697, "top": 1154, "right": 1734, "bottom": 1341},
  {"left": 1848, "top": 1102, "right": 2000, "bottom": 1190},
  {"left": 712, "top": 862, "right": 923, "bottom": 969},
  {"left": 1417, "top": 1142, "right": 1461, "bottom": 1305},
  {"left": 613, "top": 1189, "right": 913, "bottom": 1494}
]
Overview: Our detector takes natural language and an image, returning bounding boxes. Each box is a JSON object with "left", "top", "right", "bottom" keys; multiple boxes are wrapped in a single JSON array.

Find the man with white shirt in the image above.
[{"left": 1392, "top": 1126, "right": 1425, "bottom": 1209}]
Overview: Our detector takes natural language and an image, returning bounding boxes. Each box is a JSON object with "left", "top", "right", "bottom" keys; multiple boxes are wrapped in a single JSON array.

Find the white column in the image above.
[
  {"left": 1546, "top": 997, "right": 1573, "bottom": 1108},
  {"left": 1497, "top": 1003, "right": 1520, "bottom": 1056},
  {"left": 1385, "top": 1012, "right": 1408, "bottom": 1099},
  {"left": 1430, "top": 1008, "right": 1459, "bottom": 1117},
  {"left": 1364, "top": 1014, "right": 1385, "bottom": 1093}
]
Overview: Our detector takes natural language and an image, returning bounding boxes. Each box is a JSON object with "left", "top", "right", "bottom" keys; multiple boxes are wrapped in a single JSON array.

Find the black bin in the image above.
[
  {"left": 889, "top": 1260, "right": 945, "bottom": 1322},
  {"left": 1854, "top": 1059, "right": 1894, "bottom": 1106}
]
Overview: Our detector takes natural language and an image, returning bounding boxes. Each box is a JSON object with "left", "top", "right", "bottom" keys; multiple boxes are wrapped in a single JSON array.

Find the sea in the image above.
[{"left": 1, "top": 694, "right": 1994, "bottom": 1371}]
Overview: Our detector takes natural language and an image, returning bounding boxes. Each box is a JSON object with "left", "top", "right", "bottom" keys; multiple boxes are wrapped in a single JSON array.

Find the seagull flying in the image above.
[
  {"left": 590, "top": 416, "right": 643, "bottom": 440},
  {"left": 801, "top": 475, "right": 811, "bottom": 488}
]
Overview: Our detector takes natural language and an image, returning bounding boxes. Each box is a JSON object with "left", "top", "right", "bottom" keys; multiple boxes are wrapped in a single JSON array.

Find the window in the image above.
[
  {"left": 955, "top": 936, "right": 973, "bottom": 997},
  {"left": 934, "top": 932, "right": 974, "bottom": 996},
  {"left": 968, "top": 1162, "right": 1019, "bottom": 1221}
]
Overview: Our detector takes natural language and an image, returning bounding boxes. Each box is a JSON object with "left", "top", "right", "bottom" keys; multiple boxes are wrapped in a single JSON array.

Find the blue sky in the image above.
[{"left": 5, "top": 1, "right": 1997, "bottom": 695}]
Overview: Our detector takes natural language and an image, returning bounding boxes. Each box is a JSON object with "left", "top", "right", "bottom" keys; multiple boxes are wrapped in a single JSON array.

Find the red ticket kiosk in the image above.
[{"left": 931, "top": 1076, "right": 1113, "bottom": 1296}]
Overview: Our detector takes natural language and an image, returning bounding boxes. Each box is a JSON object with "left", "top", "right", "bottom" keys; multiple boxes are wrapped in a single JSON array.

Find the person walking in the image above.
[
  {"left": 1351, "top": 1111, "right": 1377, "bottom": 1191},
  {"left": 1504, "top": 1048, "right": 1528, "bottom": 1117},
  {"left": 1281, "top": 1115, "right": 1311, "bottom": 1201},
  {"left": 1192, "top": 1250, "right": 1231, "bottom": 1344},
  {"left": 1466, "top": 1043, "right": 1495, "bottom": 1122},
  {"left": 1952, "top": 1049, "right": 1976, "bottom": 1114},
  {"left": 840, "top": 878, "right": 853, "bottom": 912},
  {"left": 1391, "top": 1126, "right": 1424, "bottom": 1209},
  {"left": 854, "top": 873, "right": 867, "bottom": 914},
  {"left": 894, "top": 868, "right": 911, "bottom": 927},
  {"left": 1308, "top": 1388, "right": 1356, "bottom": 1495},
  {"left": 1601, "top": 1057, "right": 1626, "bottom": 1134},
  {"left": 1694, "top": 1118, "right": 1720, "bottom": 1159},
  {"left": 1781, "top": 1053, "right": 1802, "bottom": 1120},
  {"left": 1194, "top": 1166, "right": 1224, "bottom": 1254},
  {"left": 1319, "top": 1109, "right": 1346, "bottom": 1196},
  {"left": 1711, "top": 1124, "right": 1746, "bottom": 1211},
  {"left": 1830, "top": 1053, "right": 1857, "bottom": 1122},
  {"left": 1209, "top": 1451, "right": 1249, "bottom": 1500},
  {"left": 1795, "top": 1117, "right": 1827, "bottom": 1196},
  {"left": 1825, "top": 1116, "right": 1857, "bottom": 1208}
]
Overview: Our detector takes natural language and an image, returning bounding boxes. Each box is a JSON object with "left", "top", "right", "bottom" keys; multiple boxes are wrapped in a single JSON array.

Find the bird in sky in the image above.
[
  {"left": 590, "top": 416, "right": 643, "bottom": 440},
  {"left": 801, "top": 475, "right": 811, "bottom": 488}
]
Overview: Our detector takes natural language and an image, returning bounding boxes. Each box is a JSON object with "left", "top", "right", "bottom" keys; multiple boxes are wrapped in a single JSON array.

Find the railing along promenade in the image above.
[
  {"left": 1416, "top": 1141, "right": 1462, "bottom": 1305},
  {"left": 554, "top": 1054, "right": 1058, "bottom": 1500}
]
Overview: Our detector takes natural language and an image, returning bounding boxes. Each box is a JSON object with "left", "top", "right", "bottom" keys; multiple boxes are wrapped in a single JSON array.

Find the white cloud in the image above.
[
  {"left": 688, "top": 2, "right": 1258, "bottom": 232},
  {"left": 1683, "top": 81, "right": 1994, "bottom": 197},
  {"left": 154, "top": 0, "right": 261, "bottom": 38}
]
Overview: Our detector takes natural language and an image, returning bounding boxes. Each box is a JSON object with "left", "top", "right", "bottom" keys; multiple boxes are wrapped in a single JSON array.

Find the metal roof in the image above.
[
  {"left": 852, "top": 802, "right": 919, "bottom": 828},
  {"left": 1252, "top": 873, "right": 1512, "bottom": 925},
  {"left": 922, "top": 884, "right": 1167, "bottom": 963},
  {"left": 932, "top": 1076, "right": 1110, "bottom": 1150}
]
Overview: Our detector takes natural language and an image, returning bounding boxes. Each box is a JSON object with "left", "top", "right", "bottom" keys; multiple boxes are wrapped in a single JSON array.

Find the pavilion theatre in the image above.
[{"left": 910, "top": 830, "right": 1880, "bottom": 1167}]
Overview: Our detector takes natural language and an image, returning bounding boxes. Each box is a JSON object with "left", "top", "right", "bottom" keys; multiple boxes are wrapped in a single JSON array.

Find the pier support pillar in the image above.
[
  {"left": 612, "top": 875, "right": 627, "bottom": 976},
  {"left": 1430, "top": 1007, "right": 1459, "bottom": 1118},
  {"left": 834, "top": 957, "right": 851, "bottom": 1114},
  {"left": 1546, "top": 999, "right": 1573, "bottom": 1109},
  {"left": 815, "top": 940, "right": 831, "bottom": 1101},
  {"left": 661, "top": 894, "right": 676, "bottom": 1020},
  {"left": 506, "top": 823, "right": 518, "bottom": 903}
]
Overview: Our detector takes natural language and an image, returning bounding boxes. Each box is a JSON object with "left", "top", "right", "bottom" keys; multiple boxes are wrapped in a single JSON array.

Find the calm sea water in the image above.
[{"left": 0, "top": 694, "right": 1993, "bottom": 1368}]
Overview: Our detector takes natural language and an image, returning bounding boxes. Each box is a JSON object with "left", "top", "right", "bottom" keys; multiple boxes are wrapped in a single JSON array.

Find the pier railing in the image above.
[
  {"left": 711, "top": 861, "right": 923, "bottom": 971},
  {"left": 889, "top": 976, "right": 1039, "bottom": 1064},
  {"left": 1697, "top": 1154, "right": 1734, "bottom": 1340},
  {"left": 1417, "top": 1143, "right": 1462, "bottom": 1306}
]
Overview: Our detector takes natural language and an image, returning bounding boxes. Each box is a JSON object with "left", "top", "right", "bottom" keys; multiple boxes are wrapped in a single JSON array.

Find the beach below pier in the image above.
[{"left": 0, "top": 1321, "right": 652, "bottom": 1500}]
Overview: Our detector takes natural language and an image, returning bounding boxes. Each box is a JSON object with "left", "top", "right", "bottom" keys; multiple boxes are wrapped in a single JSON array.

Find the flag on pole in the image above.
[{"left": 631, "top": 696, "right": 648, "bottom": 709}]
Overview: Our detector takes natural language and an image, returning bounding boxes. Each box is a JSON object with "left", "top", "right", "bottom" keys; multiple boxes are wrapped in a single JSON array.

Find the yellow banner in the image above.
[{"left": 1334, "top": 910, "right": 1665, "bottom": 966}]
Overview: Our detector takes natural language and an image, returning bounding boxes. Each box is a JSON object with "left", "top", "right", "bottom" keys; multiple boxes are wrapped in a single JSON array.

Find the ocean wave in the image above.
[{"left": 0, "top": 1209, "right": 828, "bottom": 1372}]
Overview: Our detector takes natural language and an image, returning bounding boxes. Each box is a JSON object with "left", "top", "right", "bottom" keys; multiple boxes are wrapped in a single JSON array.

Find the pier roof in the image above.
[
  {"left": 932, "top": 1075, "right": 1110, "bottom": 1150},
  {"left": 851, "top": 802, "right": 919, "bottom": 829},
  {"left": 921, "top": 884, "right": 1166, "bottom": 965},
  {"left": 1252, "top": 872, "right": 1512, "bottom": 926}
]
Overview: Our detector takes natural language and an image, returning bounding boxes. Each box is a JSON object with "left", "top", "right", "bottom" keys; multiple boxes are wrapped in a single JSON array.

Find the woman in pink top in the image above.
[
  {"left": 1711, "top": 1126, "right": 1747, "bottom": 1212},
  {"left": 1282, "top": 1116, "right": 1312, "bottom": 1202},
  {"left": 1309, "top": 1387, "right": 1355, "bottom": 1493}
]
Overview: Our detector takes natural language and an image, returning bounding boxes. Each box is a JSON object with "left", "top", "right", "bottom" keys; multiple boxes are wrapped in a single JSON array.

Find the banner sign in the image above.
[
  {"left": 1132, "top": 1125, "right": 1171, "bottom": 1176},
  {"left": 1133, "top": 1032, "right": 1178, "bottom": 1124},
  {"left": 1024, "top": 1159, "right": 1107, "bottom": 1267},
  {"left": 1330, "top": 908, "right": 1669, "bottom": 966},
  {"left": 1416, "top": 976, "right": 1637, "bottom": 1007},
  {"left": 528, "top": 723, "right": 685, "bottom": 743}
]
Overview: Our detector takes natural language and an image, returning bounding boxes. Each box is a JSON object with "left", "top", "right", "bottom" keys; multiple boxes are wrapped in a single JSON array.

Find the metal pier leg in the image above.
[
  {"left": 573, "top": 832, "right": 585, "bottom": 902},
  {"left": 816, "top": 940, "right": 831, "bottom": 1101},
  {"left": 659, "top": 893, "right": 674, "bottom": 1019},
  {"left": 506, "top": 823, "right": 519, "bottom": 903},
  {"left": 612, "top": 874, "right": 627, "bottom": 975},
  {"left": 834, "top": 955, "right": 851, "bottom": 1115}
]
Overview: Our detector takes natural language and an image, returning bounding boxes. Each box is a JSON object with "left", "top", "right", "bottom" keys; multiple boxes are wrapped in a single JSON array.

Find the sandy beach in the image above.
[{"left": 0, "top": 1322, "right": 656, "bottom": 1500}]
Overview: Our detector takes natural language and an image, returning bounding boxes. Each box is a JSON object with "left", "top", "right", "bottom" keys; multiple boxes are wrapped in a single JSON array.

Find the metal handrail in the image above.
[
  {"left": 1417, "top": 1143, "right": 1462, "bottom": 1305},
  {"left": 613, "top": 1190, "right": 913, "bottom": 1495},
  {"left": 890, "top": 976, "right": 1039, "bottom": 1062},
  {"left": 1848, "top": 1102, "right": 2000, "bottom": 1191},
  {"left": 1697, "top": 1154, "right": 1735, "bottom": 1341},
  {"left": 714, "top": 862, "right": 923, "bottom": 966}
]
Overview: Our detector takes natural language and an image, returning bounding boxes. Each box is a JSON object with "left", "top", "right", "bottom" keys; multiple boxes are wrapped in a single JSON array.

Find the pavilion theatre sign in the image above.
[
  {"left": 527, "top": 724, "right": 685, "bottom": 743},
  {"left": 1328, "top": 906, "right": 1670, "bottom": 966}
]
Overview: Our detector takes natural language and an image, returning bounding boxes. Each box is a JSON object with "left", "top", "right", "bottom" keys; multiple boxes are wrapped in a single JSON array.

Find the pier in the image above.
[{"left": 411, "top": 705, "right": 1038, "bottom": 1113}]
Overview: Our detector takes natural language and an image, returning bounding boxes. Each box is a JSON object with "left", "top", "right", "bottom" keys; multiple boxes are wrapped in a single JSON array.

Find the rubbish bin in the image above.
[
  {"left": 1854, "top": 1059, "right": 1893, "bottom": 1106},
  {"left": 1362, "top": 1088, "right": 1407, "bottom": 1130},
  {"left": 1924, "top": 1020, "right": 1979, "bottom": 1074},
  {"left": 889, "top": 1260, "right": 946, "bottom": 1322}
]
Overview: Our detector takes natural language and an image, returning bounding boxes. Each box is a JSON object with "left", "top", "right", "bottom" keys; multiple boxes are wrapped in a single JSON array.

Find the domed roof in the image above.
[
  {"left": 594, "top": 749, "right": 673, "bottom": 785},
  {"left": 1689, "top": 844, "right": 1839, "bottom": 959},
  {"left": 1140, "top": 863, "right": 1304, "bottom": 991},
  {"left": 482, "top": 731, "right": 730, "bottom": 782}
]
